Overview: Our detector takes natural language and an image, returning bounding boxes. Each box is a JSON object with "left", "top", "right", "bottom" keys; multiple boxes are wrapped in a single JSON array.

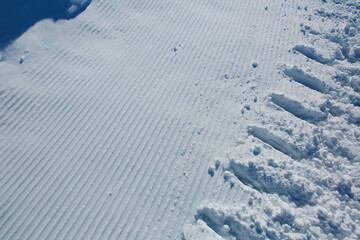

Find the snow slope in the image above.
[{"left": 0, "top": 0, "right": 359, "bottom": 239}]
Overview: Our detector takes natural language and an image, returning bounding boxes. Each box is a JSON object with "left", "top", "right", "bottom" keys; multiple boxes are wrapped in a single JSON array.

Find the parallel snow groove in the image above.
[
  {"left": 134, "top": 0, "right": 292, "bottom": 237},
  {"left": 21, "top": 48, "right": 66, "bottom": 84},
  {"left": 270, "top": 93, "right": 327, "bottom": 124},
  {"left": 10, "top": 84, "right": 115, "bottom": 238},
  {"left": 67, "top": 22, "right": 177, "bottom": 240},
  {"left": 0, "top": 89, "right": 73, "bottom": 202},
  {"left": 74, "top": 64, "right": 188, "bottom": 240},
  {"left": 79, "top": 6, "right": 195, "bottom": 240},
  {"left": 17, "top": 7, "right": 132, "bottom": 240},
  {"left": 70, "top": 2, "right": 117, "bottom": 41},
  {"left": 171, "top": 0, "right": 276, "bottom": 236},
  {"left": 113, "top": 35, "right": 206, "bottom": 240},
  {"left": 39, "top": 2, "right": 197, "bottom": 239},
  {"left": 166, "top": 2, "right": 257, "bottom": 237},
  {"left": 0, "top": 91, "right": 19, "bottom": 114},
  {"left": 248, "top": 126, "right": 306, "bottom": 160},
  {"left": 283, "top": 66, "right": 330, "bottom": 93},
  {"left": 0, "top": 88, "right": 6, "bottom": 98},
  {"left": 119, "top": 122, "right": 199, "bottom": 240},
  {"left": 0, "top": 43, "right": 124, "bottom": 238},
  {"left": 0, "top": 90, "right": 75, "bottom": 186},
  {"left": 17, "top": 86, "right": 126, "bottom": 238},
  {"left": 13, "top": 0, "right": 172, "bottom": 238},
  {"left": 0, "top": 47, "right": 108, "bottom": 201},
  {"left": 87, "top": 2, "right": 217, "bottom": 239},
  {"left": 159, "top": 7, "right": 249, "bottom": 238},
  {"left": 12, "top": 39, "right": 153, "bottom": 240},
  {"left": 0, "top": 97, "right": 107, "bottom": 238},
  {"left": 0, "top": 51, "right": 97, "bottom": 137},
  {"left": 0, "top": 24, "right": 124, "bottom": 181},
  {"left": 78, "top": 71, "right": 178, "bottom": 238},
  {"left": 140, "top": 48, "right": 234, "bottom": 239},
  {"left": 0, "top": 95, "right": 32, "bottom": 130},
  {"left": 0, "top": 51, "right": 71, "bottom": 138},
  {"left": 103, "top": 0, "right": 250, "bottom": 237},
  {"left": 32, "top": 49, "right": 73, "bottom": 86},
  {"left": 104, "top": 1, "right": 228, "bottom": 238},
  {"left": 160, "top": 7, "right": 238, "bottom": 240}
]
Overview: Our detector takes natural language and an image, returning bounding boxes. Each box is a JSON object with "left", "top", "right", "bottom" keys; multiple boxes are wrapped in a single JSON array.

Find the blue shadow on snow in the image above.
[{"left": 0, "top": 0, "right": 90, "bottom": 49}]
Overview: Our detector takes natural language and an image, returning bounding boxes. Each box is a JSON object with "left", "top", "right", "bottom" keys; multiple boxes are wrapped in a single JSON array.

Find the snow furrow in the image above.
[{"left": 270, "top": 93, "right": 327, "bottom": 124}]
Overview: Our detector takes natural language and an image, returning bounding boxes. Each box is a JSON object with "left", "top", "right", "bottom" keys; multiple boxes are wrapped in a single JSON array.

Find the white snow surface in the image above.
[{"left": 0, "top": 0, "right": 360, "bottom": 239}]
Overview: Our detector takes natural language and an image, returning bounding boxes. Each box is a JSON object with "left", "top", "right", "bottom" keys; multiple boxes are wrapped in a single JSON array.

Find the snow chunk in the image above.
[
  {"left": 247, "top": 126, "right": 316, "bottom": 160},
  {"left": 65, "top": 0, "right": 91, "bottom": 15},
  {"left": 270, "top": 93, "right": 327, "bottom": 124},
  {"left": 351, "top": 76, "right": 360, "bottom": 92},
  {"left": 182, "top": 221, "right": 225, "bottom": 240},
  {"left": 293, "top": 39, "right": 343, "bottom": 65}
]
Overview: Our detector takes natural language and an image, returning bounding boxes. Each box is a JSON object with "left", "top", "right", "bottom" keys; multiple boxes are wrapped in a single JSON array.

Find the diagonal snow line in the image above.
[
  {"left": 270, "top": 93, "right": 327, "bottom": 124},
  {"left": 248, "top": 126, "right": 306, "bottom": 160},
  {"left": 283, "top": 66, "right": 330, "bottom": 94}
]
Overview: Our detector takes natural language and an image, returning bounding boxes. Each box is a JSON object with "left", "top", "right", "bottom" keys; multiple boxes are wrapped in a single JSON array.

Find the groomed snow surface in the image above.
[{"left": 0, "top": 0, "right": 360, "bottom": 239}]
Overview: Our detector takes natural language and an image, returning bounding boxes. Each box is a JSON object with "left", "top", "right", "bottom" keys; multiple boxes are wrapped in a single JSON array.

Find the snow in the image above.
[
  {"left": 0, "top": 0, "right": 360, "bottom": 239},
  {"left": 65, "top": 0, "right": 91, "bottom": 15}
]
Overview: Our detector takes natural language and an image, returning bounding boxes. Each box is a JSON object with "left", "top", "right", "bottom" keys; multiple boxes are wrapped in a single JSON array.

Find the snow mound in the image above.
[{"left": 62, "top": 0, "right": 91, "bottom": 16}]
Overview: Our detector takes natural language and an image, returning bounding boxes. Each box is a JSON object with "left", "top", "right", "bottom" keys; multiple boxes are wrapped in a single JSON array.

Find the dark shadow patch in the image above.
[{"left": 0, "top": 0, "right": 91, "bottom": 49}]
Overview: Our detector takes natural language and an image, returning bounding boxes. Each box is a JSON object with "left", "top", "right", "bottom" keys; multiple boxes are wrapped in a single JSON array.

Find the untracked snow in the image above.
[{"left": 0, "top": 0, "right": 360, "bottom": 239}]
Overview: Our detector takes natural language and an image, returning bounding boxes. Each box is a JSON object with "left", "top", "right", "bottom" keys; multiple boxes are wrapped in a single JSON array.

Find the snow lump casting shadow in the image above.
[{"left": 0, "top": 0, "right": 91, "bottom": 49}]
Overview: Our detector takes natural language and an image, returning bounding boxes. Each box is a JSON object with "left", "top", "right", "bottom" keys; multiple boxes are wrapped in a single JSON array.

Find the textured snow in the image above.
[{"left": 0, "top": 0, "right": 360, "bottom": 239}]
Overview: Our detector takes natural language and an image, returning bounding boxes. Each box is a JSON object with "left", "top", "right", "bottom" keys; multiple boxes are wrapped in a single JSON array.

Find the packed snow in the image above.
[{"left": 0, "top": 0, "right": 359, "bottom": 239}]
